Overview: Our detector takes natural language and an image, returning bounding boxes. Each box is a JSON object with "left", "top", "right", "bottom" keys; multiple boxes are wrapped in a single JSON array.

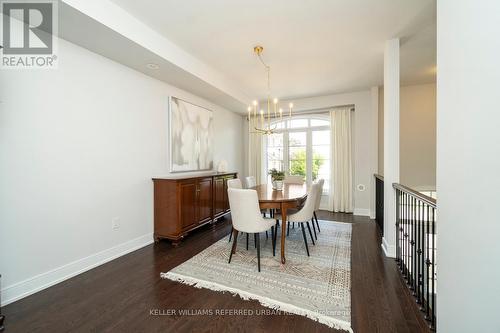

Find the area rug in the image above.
[{"left": 161, "top": 221, "right": 352, "bottom": 332}]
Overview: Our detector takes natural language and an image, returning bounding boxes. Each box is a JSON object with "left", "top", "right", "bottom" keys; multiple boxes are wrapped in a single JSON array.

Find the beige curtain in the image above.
[
  {"left": 247, "top": 115, "right": 263, "bottom": 184},
  {"left": 331, "top": 107, "right": 353, "bottom": 212}
]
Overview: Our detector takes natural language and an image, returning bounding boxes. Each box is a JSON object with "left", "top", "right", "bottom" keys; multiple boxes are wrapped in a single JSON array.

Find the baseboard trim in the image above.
[
  {"left": 1, "top": 233, "right": 153, "bottom": 306},
  {"left": 381, "top": 237, "right": 396, "bottom": 258},
  {"left": 353, "top": 208, "right": 371, "bottom": 217}
]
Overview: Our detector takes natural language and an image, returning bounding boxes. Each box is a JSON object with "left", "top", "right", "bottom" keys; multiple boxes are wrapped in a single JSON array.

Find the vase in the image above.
[{"left": 272, "top": 180, "right": 284, "bottom": 191}]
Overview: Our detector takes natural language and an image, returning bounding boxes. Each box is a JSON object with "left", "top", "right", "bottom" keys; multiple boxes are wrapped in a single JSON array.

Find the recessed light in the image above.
[{"left": 146, "top": 63, "right": 160, "bottom": 70}]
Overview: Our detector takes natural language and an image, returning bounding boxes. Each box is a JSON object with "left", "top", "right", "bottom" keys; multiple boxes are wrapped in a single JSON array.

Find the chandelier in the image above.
[{"left": 247, "top": 46, "right": 293, "bottom": 135}]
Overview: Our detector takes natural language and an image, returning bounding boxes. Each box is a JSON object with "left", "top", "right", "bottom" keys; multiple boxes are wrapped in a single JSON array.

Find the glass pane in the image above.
[
  {"left": 289, "top": 147, "right": 306, "bottom": 160},
  {"left": 314, "top": 159, "right": 330, "bottom": 183},
  {"left": 268, "top": 160, "right": 284, "bottom": 171},
  {"left": 289, "top": 118, "right": 308, "bottom": 128},
  {"left": 312, "top": 145, "right": 329, "bottom": 159},
  {"left": 311, "top": 119, "right": 330, "bottom": 127},
  {"left": 288, "top": 159, "right": 306, "bottom": 179},
  {"left": 289, "top": 132, "right": 306, "bottom": 146},
  {"left": 267, "top": 133, "right": 283, "bottom": 147},
  {"left": 267, "top": 147, "right": 283, "bottom": 160},
  {"left": 271, "top": 121, "right": 285, "bottom": 130},
  {"left": 312, "top": 130, "right": 330, "bottom": 145}
]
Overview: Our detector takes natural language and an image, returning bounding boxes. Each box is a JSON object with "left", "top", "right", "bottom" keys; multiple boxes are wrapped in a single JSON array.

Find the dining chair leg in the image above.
[
  {"left": 311, "top": 218, "right": 317, "bottom": 240},
  {"left": 246, "top": 233, "right": 249, "bottom": 250},
  {"left": 300, "top": 223, "right": 310, "bottom": 257},
  {"left": 256, "top": 233, "right": 261, "bottom": 272},
  {"left": 287, "top": 222, "right": 290, "bottom": 236},
  {"left": 293, "top": 222, "right": 295, "bottom": 229},
  {"left": 228, "top": 230, "right": 239, "bottom": 263},
  {"left": 271, "top": 226, "right": 276, "bottom": 256},
  {"left": 266, "top": 230, "right": 268, "bottom": 239},
  {"left": 254, "top": 233, "right": 257, "bottom": 248},
  {"left": 228, "top": 226, "right": 233, "bottom": 242},
  {"left": 306, "top": 221, "right": 315, "bottom": 245},
  {"left": 314, "top": 212, "right": 321, "bottom": 232}
]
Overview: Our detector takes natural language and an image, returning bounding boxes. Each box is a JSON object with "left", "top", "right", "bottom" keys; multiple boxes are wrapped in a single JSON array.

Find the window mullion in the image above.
[
  {"left": 284, "top": 131, "right": 289, "bottom": 174},
  {"left": 306, "top": 129, "right": 312, "bottom": 186}
]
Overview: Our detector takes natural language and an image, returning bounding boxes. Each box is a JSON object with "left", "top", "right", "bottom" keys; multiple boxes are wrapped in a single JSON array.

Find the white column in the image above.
[
  {"left": 370, "top": 86, "right": 379, "bottom": 219},
  {"left": 382, "top": 39, "right": 399, "bottom": 257},
  {"left": 437, "top": 1, "right": 500, "bottom": 331}
]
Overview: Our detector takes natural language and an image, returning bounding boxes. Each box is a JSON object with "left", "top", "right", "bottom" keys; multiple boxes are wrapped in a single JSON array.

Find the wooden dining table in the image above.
[{"left": 252, "top": 183, "right": 308, "bottom": 264}]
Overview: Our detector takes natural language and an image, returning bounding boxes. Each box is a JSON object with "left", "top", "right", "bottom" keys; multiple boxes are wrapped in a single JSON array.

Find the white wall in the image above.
[
  {"left": 437, "top": 1, "right": 500, "bottom": 332},
  {"left": 400, "top": 83, "right": 436, "bottom": 190},
  {"left": 244, "top": 89, "right": 378, "bottom": 216},
  {"left": 378, "top": 83, "right": 436, "bottom": 190},
  {"left": 0, "top": 38, "right": 244, "bottom": 305}
]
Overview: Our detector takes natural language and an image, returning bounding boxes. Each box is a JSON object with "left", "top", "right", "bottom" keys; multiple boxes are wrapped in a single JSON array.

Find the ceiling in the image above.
[{"left": 109, "top": 0, "right": 436, "bottom": 102}]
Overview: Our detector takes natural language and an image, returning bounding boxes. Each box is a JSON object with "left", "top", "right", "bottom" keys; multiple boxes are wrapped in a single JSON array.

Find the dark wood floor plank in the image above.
[{"left": 3, "top": 212, "right": 430, "bottom": 333}]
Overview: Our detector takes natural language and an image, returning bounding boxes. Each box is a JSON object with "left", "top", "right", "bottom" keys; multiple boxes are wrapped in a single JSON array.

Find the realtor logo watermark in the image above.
[{"left": 1, "top": 0, "right": 58, "bottom": 69}]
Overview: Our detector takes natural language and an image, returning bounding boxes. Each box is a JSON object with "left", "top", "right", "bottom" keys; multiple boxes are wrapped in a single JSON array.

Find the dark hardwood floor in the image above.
[{"left": 3, "top": 212, "right": 430, "bottom": 333}]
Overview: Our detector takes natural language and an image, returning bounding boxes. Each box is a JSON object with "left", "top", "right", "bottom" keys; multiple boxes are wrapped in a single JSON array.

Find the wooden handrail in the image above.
[
  {"left": 374, "top": 173, "right": 384, "bottom": 181},
  {"left": 392, "top": 183, "right": 436, "bottom": 207}
]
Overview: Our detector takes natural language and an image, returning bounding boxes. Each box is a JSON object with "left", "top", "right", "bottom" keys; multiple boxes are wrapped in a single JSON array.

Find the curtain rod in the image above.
[
  {"left": 246, "top": 104, "right": 354, "bottom": 120},
  {"left": 292, "top": 104, "right": 355, "bottom": 114}
]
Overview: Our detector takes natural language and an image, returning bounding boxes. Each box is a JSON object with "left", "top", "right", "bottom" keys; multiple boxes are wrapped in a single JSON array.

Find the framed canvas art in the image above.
[{"left": 169, "top": 97, "right": 214, "bottom": 172}]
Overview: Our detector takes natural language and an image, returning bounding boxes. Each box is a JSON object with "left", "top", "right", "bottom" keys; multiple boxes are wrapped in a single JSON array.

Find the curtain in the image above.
[
  {"left": 331, "top": 107, "right": 353, "bottom": 212},
  {"left": 247, "top": 115, "right": 263, "bottom": 184}
]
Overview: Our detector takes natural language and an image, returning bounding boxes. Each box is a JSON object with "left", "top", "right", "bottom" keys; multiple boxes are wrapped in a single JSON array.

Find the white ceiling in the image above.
[{"left": 109, "top": 0, "right": 436, "bottom": 101}]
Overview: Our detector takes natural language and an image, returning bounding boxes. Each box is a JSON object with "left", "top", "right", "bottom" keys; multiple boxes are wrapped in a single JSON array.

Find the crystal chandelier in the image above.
[{"left": 247, "top": 46, "right": 293, "bottom": 135}]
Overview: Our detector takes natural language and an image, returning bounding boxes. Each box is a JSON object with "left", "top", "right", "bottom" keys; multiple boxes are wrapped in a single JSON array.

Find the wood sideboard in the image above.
[{"left": 152, "top": 172, "right": 237, "bottom": 245}]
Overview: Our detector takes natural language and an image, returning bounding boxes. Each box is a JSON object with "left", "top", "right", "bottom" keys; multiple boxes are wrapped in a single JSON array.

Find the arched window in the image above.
[{"left": 264, "top": 114, "right": 331, "bottom": 196}]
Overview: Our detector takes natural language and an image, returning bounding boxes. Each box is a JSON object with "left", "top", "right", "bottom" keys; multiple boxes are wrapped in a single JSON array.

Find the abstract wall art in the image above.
[{"left": 169, "top": 97, "right": 213, "bottom": 172}]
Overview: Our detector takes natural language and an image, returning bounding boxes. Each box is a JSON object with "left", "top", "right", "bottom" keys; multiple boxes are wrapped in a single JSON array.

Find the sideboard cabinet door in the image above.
[
  {"left": 197, "top": 177, "right": 213, "bottom": 223},
  {"left": 213, "top": 177, "right": 225, "bottom": 217},
  {"left": 179, "top": 181, "right": 197, "bottom": 230}
]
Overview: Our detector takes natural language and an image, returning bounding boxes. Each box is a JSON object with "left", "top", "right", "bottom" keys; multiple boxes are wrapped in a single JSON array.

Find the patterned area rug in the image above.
[{"left": 161, "top": 221, "right": 352, "bottom": 332}]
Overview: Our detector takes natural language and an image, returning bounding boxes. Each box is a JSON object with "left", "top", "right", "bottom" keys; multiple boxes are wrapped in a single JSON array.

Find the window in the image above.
[
  {"left": 264, "top": 115, "right": 331, "bottom": 197},
  {"left": 288, "top": 131, "right": 307, "bottom": 181},
  {"left": 266, "top": 133, "right": 284, "bottom": 171}
]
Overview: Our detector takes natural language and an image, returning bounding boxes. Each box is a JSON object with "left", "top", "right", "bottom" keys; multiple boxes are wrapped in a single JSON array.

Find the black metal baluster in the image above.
[
  {"left": 420, "top": 201, "right": 425, "bottom": 309},
  {"left": 403, "top": 192, "right": 407, "bottom": 275},
  {"left": 412, "top": 196, "right": 417, "bottom": 293},
  {"left": 431, "top": 206, "right": 436, "bottom": 330},
  {"left": 405, "top": 194, "right": 411, "bottom": 285},
  {"left": 408, "top": 196, "right": 412, "bottom": 288},
  {"left": 426, "top": 204, "right": 431, "bottom": 321},
  {"left": 416, "top": 199, "right": 420, "bottom": 302},
  {"left": 396, "top": 189, "right": 400, "bottom": 264},
  {"left": 400, "top": 191, "right": 404, "bottom": 272},
  {"left": 405, "top": 193, "right": 409, "bottom": 280}
]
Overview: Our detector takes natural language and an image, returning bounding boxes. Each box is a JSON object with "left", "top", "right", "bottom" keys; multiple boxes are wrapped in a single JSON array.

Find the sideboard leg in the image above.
[{"left": 171, "top": 239, "right": 181, "bottom": 247}]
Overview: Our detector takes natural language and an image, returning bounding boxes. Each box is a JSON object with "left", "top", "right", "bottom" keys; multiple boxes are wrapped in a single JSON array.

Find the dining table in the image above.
[{"left": 252, "top": 183, "right": 308, "bottom": 264}]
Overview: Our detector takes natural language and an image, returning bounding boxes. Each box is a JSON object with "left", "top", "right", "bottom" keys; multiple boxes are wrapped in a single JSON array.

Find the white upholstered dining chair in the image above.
[
  {"left": 227, "top": 178, "right": 242, "bottom": 243},
  {"left": 312, "top": 179, "right": 325, "bottom": 237},
  {"left": 227, "top": 178, "right": 242, "bottom": 189},
  {"left": 227, "top": 188, "right": 277, "bottom": 272},
  {"left": 283, "top": 174, "right": 304, "bottom": 231},
  {"left": 277, "top": 182, "right": 320, "bottom": 256},
  {"left": 245, "top": 176, "right": 256, "bottom": 188},
  {"left": 245, "top": 175, "right": 271, "bottom": 222}
]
